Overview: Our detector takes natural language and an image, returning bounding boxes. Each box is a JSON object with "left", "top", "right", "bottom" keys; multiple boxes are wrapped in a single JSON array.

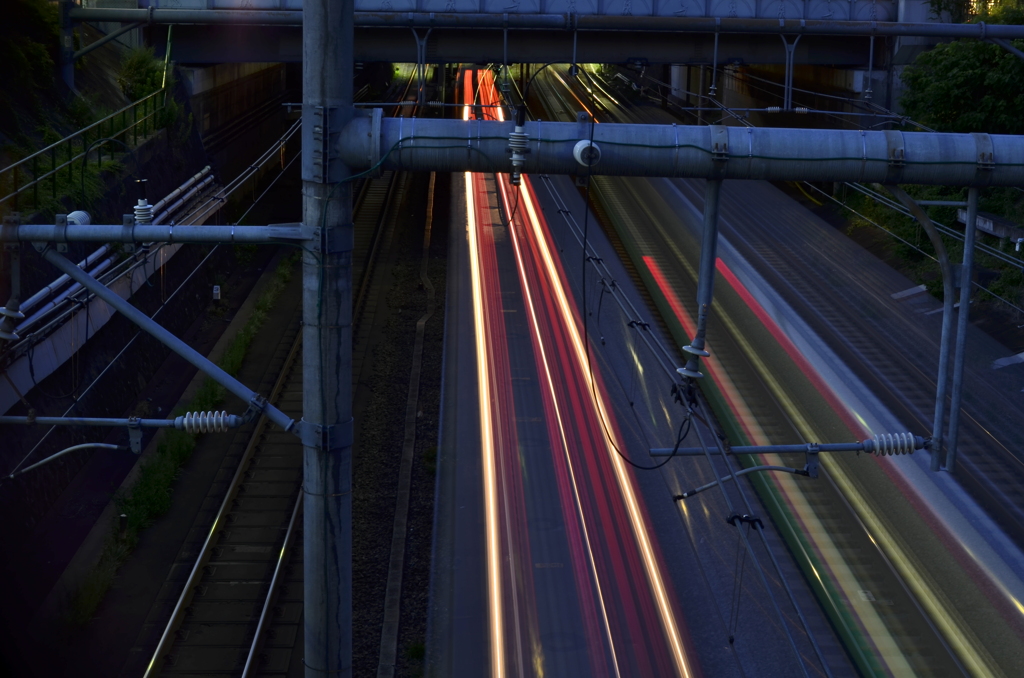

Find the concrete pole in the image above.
[
  {"left": 680, "top": 179, "right": 722, "bottom": 378},
  {"left": 302, "top": 0, "right": 354, "bottom": 674},
  {"left": 944, "top": 187, "right": 979, "bottom": 474}
]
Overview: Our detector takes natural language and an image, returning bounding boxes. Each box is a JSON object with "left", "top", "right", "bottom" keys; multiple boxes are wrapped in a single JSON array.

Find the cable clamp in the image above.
[
  {"left": 710, "top": 125, "right": 729, "bottom": 162},
  {"left": 242, "top": 394, "right": 267, "bottom": 424},
  {"left": 804, "top": 442, "right": 819, "bottom": 478},
  {"left": 726, "top": 513, "right": 763, "bottom": 529},
  {"left": 972, "top": 132, "right": 995, "bottom": 171},
  {"left": 296, "top": 417, "right": 354, "bottom": 451},
  {"left": 54, "top": 214, "right": 69, "bottom": 253},
  {"left": 127, "top": 416, "right": 143, "bottom": 454},
  {"left": 121, "top": 213, "right": 136, "bottom": 253}
]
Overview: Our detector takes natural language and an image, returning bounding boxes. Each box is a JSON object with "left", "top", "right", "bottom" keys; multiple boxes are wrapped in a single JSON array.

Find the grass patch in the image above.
[
  {"left": 423, "top": 444, "right": 437, "bottom": 476},
  {"left": 67, "top": 252, "right": 298, "bottom": 626}
]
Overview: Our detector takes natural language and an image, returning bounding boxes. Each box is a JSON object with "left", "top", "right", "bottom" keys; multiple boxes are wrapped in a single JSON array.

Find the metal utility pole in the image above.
[
  {"left": 944, "top": 187, "right": 979, "bottom": 474},
  {"left": 679, "top": 179, "right": 722, "bottom": 379},
  {"left": 302, "top": 0, "right": 354, "bottom": 674}
]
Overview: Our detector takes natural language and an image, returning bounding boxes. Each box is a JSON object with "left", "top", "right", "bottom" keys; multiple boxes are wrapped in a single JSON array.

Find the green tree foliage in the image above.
[
  {"left": 901, "top": 5, "right": 1024, "bottom": 134},
  {"left": 0, "top": 0, "right": 58, "bottom": 137},
  {"left": 117, "top": 47, "right": 164, "bottom": 101},
  {"left": 926, "top": 0, "right": 974, "bottom": 24}
]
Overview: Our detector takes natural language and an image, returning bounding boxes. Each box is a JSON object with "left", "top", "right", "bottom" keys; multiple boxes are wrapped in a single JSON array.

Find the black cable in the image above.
[{"left": 573, "top": 111, "right": 690, "bottom": 471}]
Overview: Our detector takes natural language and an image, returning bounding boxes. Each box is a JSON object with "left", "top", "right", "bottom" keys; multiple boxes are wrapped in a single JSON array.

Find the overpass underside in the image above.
[{"left": 163, "top": 25, "right": 879, "bottom": 65}]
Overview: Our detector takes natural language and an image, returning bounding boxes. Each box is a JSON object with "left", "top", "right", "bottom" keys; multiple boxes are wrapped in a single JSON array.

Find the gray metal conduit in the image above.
[
  {"left": 66, "top": 8, "right": 1024, "bottom": 39},
  {"left": 16, "top": 256, "right": 116, "bottom": 334},
  {"left": 14, "top": 165, "right": 212, "bottom": 318},
  {"left": 3, "top": 223, "right": 305, "bottom": 243},
  {"left": 339, "top": 117, "right": 1024, "bottom": 187},
  {"left": 19, "top": 245, "right": 111, "bottom": 314},
  {"left": 152, "top": 165, "right": 212, "bottom": 215},
  {"left": 153, "top": 175, "right": 216, "bottom": 225},
  {"left": 39, "top": 247, "right": 295, "bottom": 433}
]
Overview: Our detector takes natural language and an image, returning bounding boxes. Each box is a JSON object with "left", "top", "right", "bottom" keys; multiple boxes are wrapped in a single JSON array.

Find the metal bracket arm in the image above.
[
  {"left": 651, "top": 432, "right": 927, "bottom": 457},
  {"left": 296, "top": 417, "right": 354, "bottom": 452},
  {"left": 3, "top": 222, "right": 307, "bottom": 244},
  {"left": 38, "top": 247, "right": 295, "bottom": 433}
]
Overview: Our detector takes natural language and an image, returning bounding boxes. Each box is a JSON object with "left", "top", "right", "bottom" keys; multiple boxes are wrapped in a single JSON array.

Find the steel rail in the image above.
[
  {"left": 241, "top": 489, "right": 303, "bottom": 678},
  {"left": 67, "top": 8, "right": 1024, "bottom": 39},
  {"left": 142, "top": 333, "right": 301, "bottom": 678}
]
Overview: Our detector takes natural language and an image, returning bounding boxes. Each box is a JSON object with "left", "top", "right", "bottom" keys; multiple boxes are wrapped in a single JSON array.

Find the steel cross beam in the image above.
[
  {"left": 339, "top": 117, "right": 1024, "bottom": 187},
  {"left": 67, "top": 8, "right": 1024, "bottom": 40}
]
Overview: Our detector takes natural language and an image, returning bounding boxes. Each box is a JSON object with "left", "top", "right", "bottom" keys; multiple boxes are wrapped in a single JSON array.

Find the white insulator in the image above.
[
  {"left": 794, "top": 107, "right": 809, "bottom": 114},
  {"left": 872, "top": 432, "right": 916, "bottom": 456},
  {"left": 765, "top": 106, "right": 781, "bottom": 113},
  {"left": 67, "top": 210, "right": 91, "bottom": 226},
  {"left": 180, "top": 411, "right": 231, "bottom": 434},
  {"left": 508, "top": 125, "right": 530, "bottom": 186},
  {"left": 135, "top": 199, "right": 153, "bottom": 225}
]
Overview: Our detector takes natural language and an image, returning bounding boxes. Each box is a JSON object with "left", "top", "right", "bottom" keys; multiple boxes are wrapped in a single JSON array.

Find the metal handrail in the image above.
[{"left": 0, "top": 88, "right": 166, "bottom": 210}]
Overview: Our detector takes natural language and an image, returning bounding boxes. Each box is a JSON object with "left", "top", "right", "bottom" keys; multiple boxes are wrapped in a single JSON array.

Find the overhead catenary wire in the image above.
[
  {"left": 531, "top": 65, "right": 835, "bottom": 675},
  {"left": 804, "top": 182, "right": 1024, "bottom": 316}
]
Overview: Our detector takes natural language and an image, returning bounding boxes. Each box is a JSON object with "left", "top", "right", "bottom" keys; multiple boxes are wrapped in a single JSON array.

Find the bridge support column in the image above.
[{"left": 301, "top": 0, "right": 354, "bottom": 675}]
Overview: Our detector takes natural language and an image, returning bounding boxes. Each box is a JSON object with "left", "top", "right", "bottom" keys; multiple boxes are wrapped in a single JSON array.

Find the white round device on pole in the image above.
[{"left": 573, "top": 139, "right": 601, "bottom": 168}]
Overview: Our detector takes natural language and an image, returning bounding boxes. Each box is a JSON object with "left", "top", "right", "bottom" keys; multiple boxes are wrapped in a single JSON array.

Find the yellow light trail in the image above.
[
  {"left": 465, "top": 170, "right": 506, "bottom": 678},
  {"left": 498, "top": 176, "right": 622, "bottom": 678},
  {"left": 517, "top": 178, "right": 693, "bottom": 678}
]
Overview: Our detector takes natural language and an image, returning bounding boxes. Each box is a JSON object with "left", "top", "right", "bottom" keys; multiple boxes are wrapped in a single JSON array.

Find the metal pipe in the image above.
[
  {"left": 73, "top": 21, "right": 144, "bottom": 61},
  {"left": 17, "top": 257, "right": 115, "bottom": 333},
  {"left": 944, "top": 187, "right": 979, "bottom": 474},
  {"left": 19, "top": 245, "right": 111, "bottom": 314},
  {"left": 0, "top": 413, "right": 242, "bottom": 430},
  {"left": 884, "top": 186, "right": 955, "bottom": 472},
  {"left": 338, "top": 117, "right": 1024, "bottom": 186},
  {"left": 3, "top": 223, "right": 304, "bottom": 243},
  {"left": 0, "top": 244, "right": 24, "bottom": 343},
  {"left": 152, "top": 165, "right": 212, "bottom": 214},
  {"left": 650, "top": 434, "right": 926, "bottom": 455},
  {"left": 7, "top": 443, "right": 122, "bottom": 479},
  {"left": 39, "top": 247, "right": 294, "bottom": 433},
  {"left": 153, "top": 175, "right": 216, "bottom": 225},
  {"left": 66, "top": 8, "right": 1024, "bottom": 39},
  {"left": 680, "top": 179, "right": 721, "bottom": 378},
  {"left": 676, "top": 464, "right": 804, "bottom": 496},
  {"left": 991, "top": 38, "right": 1024, "bottom": 62},
  {"left": 301, "top": 0, "right": 354, "bottom": 674}
]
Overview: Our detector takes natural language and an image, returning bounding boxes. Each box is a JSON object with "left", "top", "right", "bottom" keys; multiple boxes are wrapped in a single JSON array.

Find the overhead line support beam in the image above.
[
  {"left": 340, "top": 117, "right": 1024, "bottom": 187},
  {"left": 39, "top": 247, "right": 294, "bottom": 433},
  {"left": 65, "top": 8, "right": 1024, "bottom": 40}
]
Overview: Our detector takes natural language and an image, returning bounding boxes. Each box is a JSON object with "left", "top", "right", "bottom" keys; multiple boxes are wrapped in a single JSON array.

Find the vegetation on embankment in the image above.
[
  {"left": 1, "top": 0, "right": 189, "bottom": 221},
  {"left": 68, "top": 252, "right": 298, "bottom": 625},
  {"left": 824, "top": 1, "right": 1024, "bottom": 327}
]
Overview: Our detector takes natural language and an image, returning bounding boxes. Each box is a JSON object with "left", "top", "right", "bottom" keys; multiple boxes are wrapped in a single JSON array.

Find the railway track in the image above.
[
  {"left": 135, "top": 77, "right": 424, "bottom": 678},
  {"left": 143, "top": 321, "right": 304, "bottom": 678}
]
